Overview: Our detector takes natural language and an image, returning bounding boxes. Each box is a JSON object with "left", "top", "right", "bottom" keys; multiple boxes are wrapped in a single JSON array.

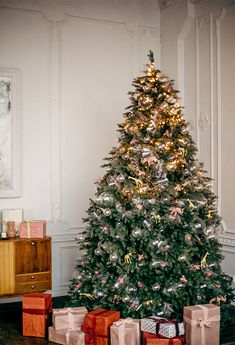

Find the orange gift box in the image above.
[
  {"left": 20, "top": 220, "right": 46, "bottom": 238},
  {"left": 82, "top": 308, "right": 120, "bottom": 345},
  {"left": 22, "top": 293, "right": 52, "bottom": 337},
  {"left": 142, "top": 332, "right": 184, "bottom": 345}
]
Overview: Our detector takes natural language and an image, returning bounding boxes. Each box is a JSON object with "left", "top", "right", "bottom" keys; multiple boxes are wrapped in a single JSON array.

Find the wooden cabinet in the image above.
[{"left": 0, "top": 237, "right": 51, "bottom": 297}]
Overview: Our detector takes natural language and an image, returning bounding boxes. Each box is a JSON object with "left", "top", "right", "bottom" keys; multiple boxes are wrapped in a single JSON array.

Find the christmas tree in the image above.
[{"left": 68, "top": 52, "right": 234, "bottom": 323}]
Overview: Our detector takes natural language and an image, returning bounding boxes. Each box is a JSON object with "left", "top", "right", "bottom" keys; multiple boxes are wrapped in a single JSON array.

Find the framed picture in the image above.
[{"left": 0, "top": 68, "right": 20, "bottom": 198}]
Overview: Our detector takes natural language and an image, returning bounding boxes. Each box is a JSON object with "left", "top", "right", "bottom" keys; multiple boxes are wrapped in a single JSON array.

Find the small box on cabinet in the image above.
[{"left": 19, "top": 220, "right": 46, "bottom": 238}]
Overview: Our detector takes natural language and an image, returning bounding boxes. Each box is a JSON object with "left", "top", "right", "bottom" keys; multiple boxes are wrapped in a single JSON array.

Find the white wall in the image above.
[
  {"left": 160, "top": 0, "right": 235, "bottom": 287},
  {"left": 0, "top": 0, "right": 161, "bottom": 300}
]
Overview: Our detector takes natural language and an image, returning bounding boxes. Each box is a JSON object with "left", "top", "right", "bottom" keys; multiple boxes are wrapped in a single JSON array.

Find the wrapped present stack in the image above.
[
  {"left": 141, "top": 316, "right": 185, "bottom": 345},
  {"left": 82, "top": 308, "right": 120, "bottom": 345},
  {"left": 48, "top": 306, "right": 88, "bottom": 345},
  {"left": 22, "top": 293, "right": 52, "bottom": 338},
  {"left": 183, "top": 304, "right": 220, "bottom": 345}
]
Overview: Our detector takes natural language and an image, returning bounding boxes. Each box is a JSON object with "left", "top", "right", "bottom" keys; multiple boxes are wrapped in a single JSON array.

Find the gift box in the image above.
[
  {"left": 48, "top": 326, "right": 85, "bottom": 345},
  {"left": 110, "top": 318, "right": 140, "bottom": 345},
  {"left": 141, "top": 316, "right": 167, "bottom": 335},
  {"left": 183, "top": 304, "right": 220, "bottom": 345},
  {"left": 82, "top": 308, "right": 120, "bottom": 345},
  {"left": 142, "top": 332, "right": 184, "bottom": 345},
  {"left": 141, "top": 316, "right": 184, "bottom": 338},
  {"left": 19, "top": 220, "right": 46, "bottom": 238},
  {"left": 2, "top": 208, "right": 23, "bottom": 235},
  {"left": 158, "top": 321, "right": 184, "bottom": 338},
  {"left": 53, "top": 307, "right": 88, "bottom": 330},
  {"left": 22, "top": 293, "right": 52, "bottom": 337}
]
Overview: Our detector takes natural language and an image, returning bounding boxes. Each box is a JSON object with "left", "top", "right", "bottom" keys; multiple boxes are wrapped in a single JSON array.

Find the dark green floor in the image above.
[{"left": 0, "top": 297, "right": 235, "bottom": 344}]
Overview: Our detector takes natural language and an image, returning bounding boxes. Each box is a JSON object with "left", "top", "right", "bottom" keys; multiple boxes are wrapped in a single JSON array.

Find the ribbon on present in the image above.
[
  {"left": 65, "top": 327, "right": 81, "bottom": 344},
  {"left": 183, "top": 305, "right": 220, "bottom": 345},
  {"left": 54, "top": 307, "right": 83, "bottom": 330},
  {"left": 112, "top": 318, "right": 135, "bottom": 345}
]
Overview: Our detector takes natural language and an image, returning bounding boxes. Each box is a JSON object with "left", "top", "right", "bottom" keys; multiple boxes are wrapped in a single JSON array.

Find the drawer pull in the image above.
[
  {"left": 31, "top": 241, "right": 35, "bottom": 246},
  {"left": 31, "top": 285, "right": 35, "bottom": 289},
  {"left": 31, "top": 275, "right": 35, "bottom": 280}
]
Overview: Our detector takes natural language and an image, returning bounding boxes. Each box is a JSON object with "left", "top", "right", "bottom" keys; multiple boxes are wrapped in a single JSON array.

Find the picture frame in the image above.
[{"left": 0, "top": 67, "right": 21, "bottom": 198}]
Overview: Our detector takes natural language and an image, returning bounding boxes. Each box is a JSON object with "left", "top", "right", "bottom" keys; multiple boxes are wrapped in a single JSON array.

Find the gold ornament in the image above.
[
  {"left": 153, "top": 214, "right": 161, "bottom": 222},
  {"left": 200, "top": 252, "right": 209, "bottom": 269},
  {"left": 207, "top": 210, "right": 213, "bottom": 219},
  {"left": 124, "top": 252, "right": 134, "bottom": 264},
  {"left": 145, "top": 300, "right": 154, "bottom": 306},
  {"left": 166, "top": 161, "right": 177, "bottom": 172},
  {"left": 128, "top": 176, "right": 143, "bottom": 187},
  {"left": 138, "top": 95, "right": 154, "bottom": 110},
  {"left": 80, "top": 293, "right": 94, "bottom": 300},
  {"left": 188, "top": 200, "right": 196, "bottom": 210}
]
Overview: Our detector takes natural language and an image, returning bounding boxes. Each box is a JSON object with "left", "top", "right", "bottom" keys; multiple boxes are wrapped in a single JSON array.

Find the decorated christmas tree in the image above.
[{"left": 68, "top": 52, "right": 234, "bottom": 323}]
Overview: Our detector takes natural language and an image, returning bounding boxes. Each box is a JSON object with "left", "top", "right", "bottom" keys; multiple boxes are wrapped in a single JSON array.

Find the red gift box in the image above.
[
  {"left": 142, "top": 332, "right": 184, "bottom": 345},
  {"left": 22, "top": 293, "right": 52, "bottom": 337},
  {"left": 82, "top": 308, "right": 120, "bottom": 345}
]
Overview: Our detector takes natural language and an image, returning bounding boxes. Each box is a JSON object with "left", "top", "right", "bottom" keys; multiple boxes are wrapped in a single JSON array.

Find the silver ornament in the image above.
[
  {"left": 151, "top": 260, "right": 160, "bottom": 268},
  {"left": 152, "top": 283, "right": 160, "bottom": 291},
  {"left": 132, "top": 228, "right": 143, "bottom": 237},
  {"left": 103, "top": 209, "right": 111, "bottom": 216},
  {"left": 94, "top": 248, "right": 102, "bottom": 255},
  {"left": 95, "top": 289, "right": 104, "bottom": 297},
  {"left": 76, "top": 233, "right": 84, "bottom": 242},
  {"left": 178, "top": 254, "right": 187, "bottom": 262},
  {"left": 110, "top": 252, "right": 118, "bottom": 262},
  {"left": 117, "top": 174, "right": 125, "bottom": 183},
  {"left": 143, "top": 220, "right": 151, "bottom": 229},
  {"left": 151, "top": 239, "right": 163, "bottom": 247},
  {"left": 122, "top": 295, "right": 131, "bottom": 303}
]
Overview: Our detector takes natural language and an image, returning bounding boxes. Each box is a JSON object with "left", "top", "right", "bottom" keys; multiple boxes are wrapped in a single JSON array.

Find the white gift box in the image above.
[
  {"left": 158, "top": 322, "right": 184, "bottom": 338},
  {"left": 2, "top": 209, "right": 23, "bottom": 235},
  {"left": 140, "top": 316, "right": 166, "bottom": 334},
  {"left": 141, "top": 316, "right": 184, "bottom": 338}
]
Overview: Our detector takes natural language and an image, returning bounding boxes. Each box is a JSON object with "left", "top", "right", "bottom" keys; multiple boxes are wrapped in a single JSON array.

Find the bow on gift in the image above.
[
  {"left": 113, "top": 318, "right": 133, "bottom": 327},
  {"left": 54, "top": 307, "right": 84, "bottom": 330},
  {"left": 65, "top": 327, "right": 81, "bottom": 345},
  {"left": 184, "top": 305, "right": 220, "bottom": 345}
]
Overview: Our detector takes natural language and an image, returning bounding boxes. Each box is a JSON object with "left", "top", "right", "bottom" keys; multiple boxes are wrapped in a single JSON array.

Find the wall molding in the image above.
[
  {"left": 209, "top": 13, "right": 214, "bottom": 182},
  {"left": 177, "top": 0, "right": 195, "bottom": 107},
  {"left": 49, "top": 20, "right": 63, "bottom": 223},
  {"left": 195, "top": 17, "right": 200, "bottom": 148},
  {"left": 219, "top": 235, "right": 235, "bottom": 248},
  {"left": 216, "top": 7, "right": 226, "bottom": 215}
]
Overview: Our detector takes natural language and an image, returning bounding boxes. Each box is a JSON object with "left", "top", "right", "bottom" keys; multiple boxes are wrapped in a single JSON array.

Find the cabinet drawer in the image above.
[
  {"left": 15, "top": 272, "right": 50, "bottom": 283},
  {"left": 15, "top": 281, "right": 51, "bottom": 294}
]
